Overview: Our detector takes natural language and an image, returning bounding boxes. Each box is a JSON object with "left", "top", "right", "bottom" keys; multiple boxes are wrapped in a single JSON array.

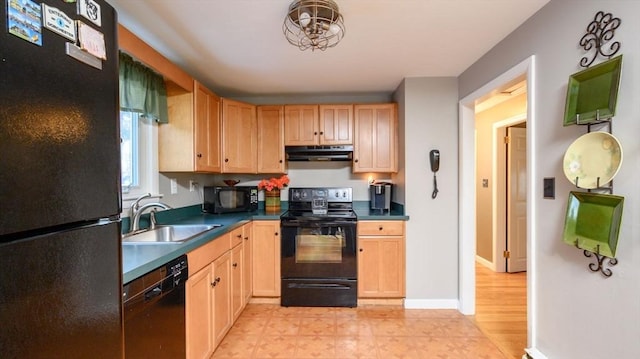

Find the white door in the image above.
[{"left": 507, "top": 127, "right": 527, "bottom": 272}]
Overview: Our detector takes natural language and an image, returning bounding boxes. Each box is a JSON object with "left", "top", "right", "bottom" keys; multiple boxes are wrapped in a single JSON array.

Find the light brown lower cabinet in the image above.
[
  {"left": 231, "top": 242, "right": 244, "bottom": 321},
  {"left": 186, "top": 251, "right": 231, "bottom": 359},
  {"left": 185, "top": 262, "right": 214, "bottom": 359},
  {"left": 213, "top": 252, "right": 232, "bottom": 346},
  {"left": 251, "top": 220, "right": 281, "bottom": 297},
  {"left": 357, "top": 221, "right": 406, "bottom": 298},
  {"left": 242, "top": 224, "right": 252, "bottom": 304},
  {"left": 185, "top": 224, "right": 250, "bottom": 359}
]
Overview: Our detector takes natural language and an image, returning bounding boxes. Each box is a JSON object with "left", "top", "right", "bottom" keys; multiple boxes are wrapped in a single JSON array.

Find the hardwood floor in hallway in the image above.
[{"left": 471, "top": 263, "right": 527, "bottom": 359}]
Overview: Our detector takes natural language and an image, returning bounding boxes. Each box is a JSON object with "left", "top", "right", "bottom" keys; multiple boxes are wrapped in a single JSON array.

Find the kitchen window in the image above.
[
  {"left": 119, "top": 111, "right": 157, "bottom": 198},
  {"left": 118, "top": 52, "right": 166, "bottom": 200},
  {"left": 120, "top": 111, "right": 139, "bottom": 191}
]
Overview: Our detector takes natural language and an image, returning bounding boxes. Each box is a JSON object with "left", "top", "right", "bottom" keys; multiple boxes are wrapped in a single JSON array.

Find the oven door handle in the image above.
[
  {"left": 281, "top": 220, "right": 355, "bottom": 227},
  {"left": 287, "top": 283, "right": 352, "bottom": 290}
]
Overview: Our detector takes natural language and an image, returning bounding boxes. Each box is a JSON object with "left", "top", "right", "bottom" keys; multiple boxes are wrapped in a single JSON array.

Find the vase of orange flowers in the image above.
[{"left": 258, "top": 175, "right": 289, "bottom": 212}]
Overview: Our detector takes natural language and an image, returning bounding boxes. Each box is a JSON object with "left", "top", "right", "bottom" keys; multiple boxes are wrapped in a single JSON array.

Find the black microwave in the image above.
[{"left": 203, "top": 186, "right": 258, "bottom": 214}]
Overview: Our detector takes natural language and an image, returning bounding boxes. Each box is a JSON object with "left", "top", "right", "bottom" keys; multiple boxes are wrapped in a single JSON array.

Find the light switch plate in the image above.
[
  {"left": 543, "top": 177, "right": 555, "bottom": 199},
  {"left": 170, "top": 178, "right": 178, "bottom": 194}
]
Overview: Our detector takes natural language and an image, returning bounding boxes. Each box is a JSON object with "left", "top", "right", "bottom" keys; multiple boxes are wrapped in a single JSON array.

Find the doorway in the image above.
[
  {"left": 475, "top": 88, "right": 527, "bottom": 273},
  {"left": 472, "top": 85, "right": 528, "bottom": 357},
  {"left": 458, "top": 55, "right": 537, "bottom": 349}
]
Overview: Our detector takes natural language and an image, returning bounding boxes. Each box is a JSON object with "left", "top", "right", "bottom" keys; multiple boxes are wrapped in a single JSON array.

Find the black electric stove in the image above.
[{"left": 280, "top": 187, "right": 358, "bottom": 307}]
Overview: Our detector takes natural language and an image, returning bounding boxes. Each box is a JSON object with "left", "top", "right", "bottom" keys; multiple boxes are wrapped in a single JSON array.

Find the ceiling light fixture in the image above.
[{"left": 283, "top": 0, "right": 345, "bottom": 51}]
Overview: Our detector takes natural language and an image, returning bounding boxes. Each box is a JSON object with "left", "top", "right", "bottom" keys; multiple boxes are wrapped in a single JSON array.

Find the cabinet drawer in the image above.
[
  {"left": 230, "top": 226, "right": 244, "bottom": 248},
  {"left": 188, "top": 233, "right": 231, "bottom": 275},
  {"left": 358, "top": 221, "right": 404, "bottom": 236}
]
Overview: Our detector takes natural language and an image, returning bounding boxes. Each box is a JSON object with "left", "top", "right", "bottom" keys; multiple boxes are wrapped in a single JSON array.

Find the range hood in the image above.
[{"left": 285, "top": 145, "right": 353, "bottom": 161}]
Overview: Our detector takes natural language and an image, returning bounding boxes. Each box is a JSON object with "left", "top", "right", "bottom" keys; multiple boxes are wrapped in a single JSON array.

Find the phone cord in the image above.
[{"left": 432, "top": 173, "right": 439, "bottom": 199}]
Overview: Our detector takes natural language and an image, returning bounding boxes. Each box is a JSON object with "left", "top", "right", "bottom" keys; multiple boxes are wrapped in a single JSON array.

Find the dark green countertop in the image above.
[{"left": 122, "top": 202, "right": 408, "bottom": 284}]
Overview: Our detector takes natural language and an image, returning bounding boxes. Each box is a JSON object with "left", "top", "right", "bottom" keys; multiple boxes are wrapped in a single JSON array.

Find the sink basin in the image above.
[{"left": 122, "top": 224, "right": 222, "bottom": 244}]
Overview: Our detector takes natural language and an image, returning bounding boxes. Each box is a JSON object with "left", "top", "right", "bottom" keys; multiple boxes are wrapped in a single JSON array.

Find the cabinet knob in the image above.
[
  {"left": 359, "top": 248, "right": 363, "bottom": 252},
  {"left": 211, "top": 281, "right": 217, "bottom": 287},
  {"left": 216, "top": 277, "right": 221, "bottom": 283},
  {"left": 233, "top": 263, "right": 238, "bottom": 268},
  {"left": 275, "top": 232, "right": 279, "bottom": 236},
  {"left": 244, "top": 236, "right": 249, "bottom": 240},
  {"left": 225, "top": 158, "right": 229, "bottom": 162},
  {"left": 354, "top": 159, "right": 358, "bottom": 163},
  {"left": 379, "top": 226, "right": 383, "bottom": 231},
  {"left": 314, "top": 132, "right": 318, "bottom": 135},
  {"left": 237, "top": 234, "right": 242, "bottom": 238},
  {"left": 197, "top": 153, "right": 202, "bottom": 158},
  {"left": 320, "top": 131, "right": 324, "bottom": 135},
  {"left": 279, "top": 160, "right": 283, "bottom": 163}
]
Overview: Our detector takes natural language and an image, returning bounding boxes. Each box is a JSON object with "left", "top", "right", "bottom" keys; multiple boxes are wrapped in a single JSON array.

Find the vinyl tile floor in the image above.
[{"left": 212, "top": 304, "right": 509, "bottom": 359}]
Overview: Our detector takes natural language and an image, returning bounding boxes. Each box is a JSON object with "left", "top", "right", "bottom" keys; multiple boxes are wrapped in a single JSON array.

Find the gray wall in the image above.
[
  {"left": 459, "top": 0, "right": 640, "bottom": 357},
  {"left": 395, "top": 77, "right": 459, "bottom": 305}
]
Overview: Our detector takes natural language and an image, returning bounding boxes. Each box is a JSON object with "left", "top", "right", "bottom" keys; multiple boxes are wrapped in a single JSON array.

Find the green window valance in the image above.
[{"left": 119, "top": 51, "right": 169, "bottom": 123}]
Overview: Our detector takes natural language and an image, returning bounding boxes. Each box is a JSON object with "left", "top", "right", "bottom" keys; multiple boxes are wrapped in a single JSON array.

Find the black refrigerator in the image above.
[{"left": 0, "top": 0, "right": 123, "bottom": 357}]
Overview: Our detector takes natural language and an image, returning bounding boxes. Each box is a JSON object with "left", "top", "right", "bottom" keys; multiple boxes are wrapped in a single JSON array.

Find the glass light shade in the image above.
[
  {"left": 328, "top": 23, "right": 341, "bottom": 35},
  {"left": 299, "top": 12, "right": 311, "bottom": 27}
]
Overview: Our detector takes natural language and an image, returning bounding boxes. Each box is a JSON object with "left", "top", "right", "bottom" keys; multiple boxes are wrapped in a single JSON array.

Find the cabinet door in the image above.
[
  {"left": 161, "top": 86, "right": 195, "bottom": 172},
  {"left": 284, "top": 105, "right": 319, "bottom": 145},
  {"left": 353, "top": 104, "right": 397, "bottom": 173},
  {"left": 213, "top": 252, "right": 232, "bottom": 346},
  {"left": 186, "top": 265, "right": 214, "bottom": 359},
  {"left": 252, "top": 221, "right": 281, "bottom": 297},
  {"left": 243, "top": 224, "right": 253, "bottom": 303},
  {"left": 319, "top": 105, "right": 353, "bottom": 145},
  {"left": 257, "top": 106, "right": 285, "bottom": 173},
  {"left": 194, "top": 82, "right": 222, "bottom": 172},
  {"left": 231, "top": 243, "right": 244, "bottom": 321},
  {"left": 222, "top": 99, "right": 257, "bottom": 173},
  {"left": 357, "top": 237, "right": 405, "bottom": 298}
]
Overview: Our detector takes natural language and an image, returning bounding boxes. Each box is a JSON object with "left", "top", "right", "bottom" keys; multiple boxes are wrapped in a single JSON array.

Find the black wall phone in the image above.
[{"left": 430, "top": 150, "right": 440, "bottom": 198}]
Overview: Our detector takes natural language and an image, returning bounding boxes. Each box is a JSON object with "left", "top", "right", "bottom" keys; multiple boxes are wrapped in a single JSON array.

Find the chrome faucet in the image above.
[{"left": 129, "top": 194, "right": 172, "bottom": 233}]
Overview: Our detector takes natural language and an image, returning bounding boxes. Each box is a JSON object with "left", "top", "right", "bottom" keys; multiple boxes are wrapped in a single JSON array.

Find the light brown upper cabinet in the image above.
[
  {"left": 319, "top": 105, "right": 353, "bottom": 145},
  {"left": 257, "top": 106, "right": 286, "bottom": 173},
  {"left": 221, "top": 99, "right": 257, "bottom": 173},
  {"left": 284, "top": 105, "right": 318, "bottom": 146},
  {"left": 353, "top": 103, "right": 398, "bottom": 173},
  {"left": 159, "top": 80, "right": 221, "bottom": 172},
  {"left": 284, "top": 104, "right": 353, "bottom": 146}
]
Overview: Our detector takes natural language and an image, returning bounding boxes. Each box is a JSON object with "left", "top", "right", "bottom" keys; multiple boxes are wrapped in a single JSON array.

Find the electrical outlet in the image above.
[
  {"left": 189, "top": 180, "right": 197, "bottom": 192},
  {"left": 170, "top": 178, "right": 178, "bottom": 194}
]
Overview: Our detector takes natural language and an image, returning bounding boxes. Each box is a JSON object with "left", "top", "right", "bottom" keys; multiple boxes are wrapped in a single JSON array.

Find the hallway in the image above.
[{"left": 471, "top": 263, "right": 527, "bottom": 359}]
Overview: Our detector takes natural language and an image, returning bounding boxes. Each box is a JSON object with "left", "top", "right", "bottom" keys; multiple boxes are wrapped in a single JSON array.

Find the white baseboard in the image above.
[
  {"left": 475, "top": 255, "right": 495, "bottom": 270},
  {"left": 404, "top": 299, "right": 458, "bottom": 309},
  {"left": 524, "top": 348, "right": 549, "bottom": 359}
]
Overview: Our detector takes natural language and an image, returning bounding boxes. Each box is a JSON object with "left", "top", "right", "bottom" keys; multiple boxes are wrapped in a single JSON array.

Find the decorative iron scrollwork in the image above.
[
  {"left": 579, "top": 11, "right": 621, "bottom": 68},
  {"left": 575, "top": 241, "right": 617, "bottom": 277},
  {"left": 584, "top": 250, "right": 618, "bottom": 277}
]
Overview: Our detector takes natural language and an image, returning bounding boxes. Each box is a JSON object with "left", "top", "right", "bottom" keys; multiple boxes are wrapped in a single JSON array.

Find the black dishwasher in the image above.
[{"left": 123, "top": 255, "right": 188, "bottom": 358}]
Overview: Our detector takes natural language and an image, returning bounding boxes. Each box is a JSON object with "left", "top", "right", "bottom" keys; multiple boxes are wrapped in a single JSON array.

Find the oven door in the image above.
[{"left": 281, "top": 219, "right": 356, "bottom": 279}]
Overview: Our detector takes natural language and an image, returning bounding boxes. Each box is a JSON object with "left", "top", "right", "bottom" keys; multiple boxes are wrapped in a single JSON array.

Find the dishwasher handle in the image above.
[{"left": 145, "top": 286, "right": 162, "bottom": 301}]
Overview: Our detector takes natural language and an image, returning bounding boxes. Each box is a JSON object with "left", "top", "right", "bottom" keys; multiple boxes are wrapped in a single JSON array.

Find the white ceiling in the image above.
[{"left": 107, "top": 0, "right": 549, "bottom": 97}]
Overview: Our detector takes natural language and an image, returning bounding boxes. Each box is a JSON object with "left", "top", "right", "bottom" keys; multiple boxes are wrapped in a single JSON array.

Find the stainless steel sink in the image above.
[{"left": 122, "top": 224, "right": 222, "bottom": 244}]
